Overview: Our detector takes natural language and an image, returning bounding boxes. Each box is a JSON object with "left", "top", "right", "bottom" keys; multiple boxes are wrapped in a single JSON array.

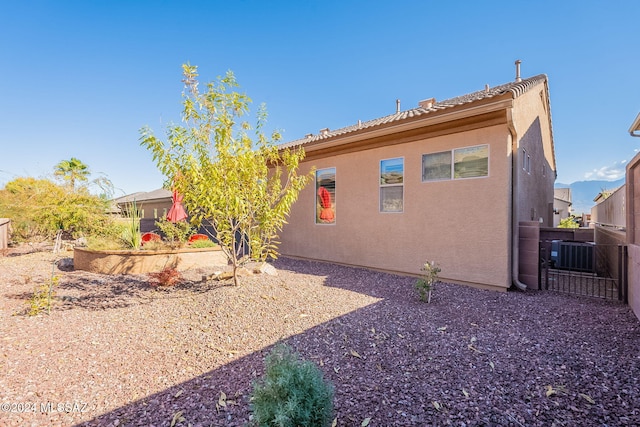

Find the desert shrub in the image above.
[
  {"left": 250, "top": 344, "right": 334, "bottom": 427},
  {"left": 0, "top": 177, "right": 117, "bottom": 242},
  {"left": 28, "top": 269, "right": 59, "bottom": 316},
  {"left": 86, "top": 235, "right": 126, "bottom": 250},
  {"left": 415, "top": 260, "right": 441, "bottom": 303},
  {"left": 120, "top": 201, "right": 142, "bottom": 249},
  {"left": 148, "top": 267, "right": 181, "bottom": 287},
  {"left": 155, "top": 218, "right": 194, "bottom": 245},
  {"left": 140, "top": 240, "right": 167, "bottom": 251},
  {"left": 189, "top": 239, "right": 216, "bottom": 248}
]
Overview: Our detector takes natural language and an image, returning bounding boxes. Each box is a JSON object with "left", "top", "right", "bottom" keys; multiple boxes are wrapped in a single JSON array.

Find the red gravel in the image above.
[{"left": 1, "top": 248, "right": 639, "bottom": 426}]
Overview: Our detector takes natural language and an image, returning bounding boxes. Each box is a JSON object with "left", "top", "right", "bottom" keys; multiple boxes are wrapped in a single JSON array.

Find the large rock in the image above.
[{"left": 253, "top": 262, "right": 278, "bottom": 276}]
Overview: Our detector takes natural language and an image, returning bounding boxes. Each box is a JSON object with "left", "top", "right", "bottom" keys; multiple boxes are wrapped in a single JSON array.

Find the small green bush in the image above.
[
  {"left": 86, "top": 235, "right": 126, "bottom": 251},
  {"left": 155, "top": 217, "right": 194, "bottom": 245},
  {"left": 28, "top": 272, "right": 59, "bottom": 316},
  {"left": 189, "top": 239, "right": 216, "bottom": 248},
  {"left": 250, "top": 344, "right": 334, "bottom": 427},
  {"left": 415, "top": 260, "right": 441, "bottom": 303},
  {"left": 120, "top": 201, "right": 142, "bottom": 249}
]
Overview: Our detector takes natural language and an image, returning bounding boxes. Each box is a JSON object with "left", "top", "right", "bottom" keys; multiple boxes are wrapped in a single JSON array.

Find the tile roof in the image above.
[
  {"left": 280, "top": 74, "right": 548, "bottom": 149},
  {"left": 113, "top": 188, "right": 172, "bottom": 203}
]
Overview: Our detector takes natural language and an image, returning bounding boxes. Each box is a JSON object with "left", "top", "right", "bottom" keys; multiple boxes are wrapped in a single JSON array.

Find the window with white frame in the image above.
[
  {"left": 380, "top": 158, "right": 404, "bottom": 212},
  {"left": 522, "top": 148, "right": 531, "bottom": 173},
  {"left": 422, "top": 144, "right": 489, "bottom": 181},
  {"left": 422, "top": 151, "right": 451, "bottom": 181},
  {"left": 315, "top": 167, "right": 336, "bottom": 224}
]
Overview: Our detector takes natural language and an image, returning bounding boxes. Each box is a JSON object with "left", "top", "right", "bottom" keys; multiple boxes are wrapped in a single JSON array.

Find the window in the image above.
[
  {"left": 380, "top": 158, "right": 403, "bottom": 212},
  {"left": 316, "top": 168, "right": 335, "bottom": 224},
  {"left": 422, "top": 151, "right": 451, "bottom": 181},
  {"left": 522, "top": 149, "right": 531, "bottom": 173},
  {"left": 423, "top": 144, "right": 489, "bottom": 181}
]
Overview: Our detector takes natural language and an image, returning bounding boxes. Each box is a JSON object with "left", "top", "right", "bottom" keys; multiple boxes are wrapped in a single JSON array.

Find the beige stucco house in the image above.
[
  {"left": 278, "top": 71, "right": 556, "bottom": 291},
  {"left": 114, "top": 188, "right": 172, "bottom": 232}
]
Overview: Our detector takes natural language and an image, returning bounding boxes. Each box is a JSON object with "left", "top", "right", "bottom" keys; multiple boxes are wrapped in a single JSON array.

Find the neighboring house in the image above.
[
  {"left": 278, "top": 70, "right": 555, "bottom": 291},
  {"left": 114, "top": 188, "right": 172, "bottom": 232},
  {"left": 553, "top": 187, "right": 572, "bottom": 227}
]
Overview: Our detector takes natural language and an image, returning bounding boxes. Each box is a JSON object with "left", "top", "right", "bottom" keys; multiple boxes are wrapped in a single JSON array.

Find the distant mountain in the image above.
[{"left": 555, "top": 179, "right": 625, "bottom": 214}]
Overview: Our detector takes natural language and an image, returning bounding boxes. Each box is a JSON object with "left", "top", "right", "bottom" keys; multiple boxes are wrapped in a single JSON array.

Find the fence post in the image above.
[
  {"left": 617, "top": 245, "right": 622, "bottom": 301},
  {"left": 624, "top": 245, "right": 629, "bottom": 304}
]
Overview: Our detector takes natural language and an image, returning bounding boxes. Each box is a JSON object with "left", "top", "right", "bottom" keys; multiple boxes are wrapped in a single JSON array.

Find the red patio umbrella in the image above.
[{"left": 167, "top": 190, "right": 188, "bottom": 222}]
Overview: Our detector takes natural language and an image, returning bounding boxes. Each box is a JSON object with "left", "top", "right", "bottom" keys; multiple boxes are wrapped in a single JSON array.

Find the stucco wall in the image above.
[
  {"left": 626, "top": 152, "right": 640, "bottom": 320},
  {"left": 512, "top": 84, "right": 556, "bottom": 227},
  {"left": 593, "top": 185, "right": 626, "bottom": 228},
  {"left": 280, "top": 125, "right": 512, "bottom": 290},
  {"left": 628, "top": 244, "right": 640, "bottom": 320}
]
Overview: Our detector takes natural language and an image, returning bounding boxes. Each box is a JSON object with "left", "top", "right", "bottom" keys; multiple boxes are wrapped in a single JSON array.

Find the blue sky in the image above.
[{"left": 1, "top": 1, "right": 638, "bottom": 196}]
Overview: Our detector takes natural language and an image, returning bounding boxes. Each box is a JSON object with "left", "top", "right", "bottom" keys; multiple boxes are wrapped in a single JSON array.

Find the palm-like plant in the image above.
[{"left": 54, "top": 157, "right": 90, "bottom": 190}]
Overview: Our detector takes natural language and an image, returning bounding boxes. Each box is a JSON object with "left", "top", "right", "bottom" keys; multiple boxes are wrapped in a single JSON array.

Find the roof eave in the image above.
[
  {"left": 300, "top": 96, "right": 514, "bottom": 154},
  {"left": 629, "top": 113, "right": 640, "bottom": 137}
]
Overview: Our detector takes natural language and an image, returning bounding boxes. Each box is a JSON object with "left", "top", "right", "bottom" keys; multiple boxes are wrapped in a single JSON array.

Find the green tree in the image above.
[
  {"left": 54, "top": 157, "right": 90, "bottom": 190},
  {"left": 141, "top": 64, "right": 310, "bottom": 285},
  {"left": 0, "top": 177, "right": 116, "bottom": 241},
  {"left": 558, "top": 216, "right": 580, "bottom": 229}
]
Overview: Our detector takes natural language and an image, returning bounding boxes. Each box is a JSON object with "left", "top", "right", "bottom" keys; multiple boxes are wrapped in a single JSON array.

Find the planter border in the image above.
[{"left": 74, "top": 246, "right": 226, "bottom": 274}]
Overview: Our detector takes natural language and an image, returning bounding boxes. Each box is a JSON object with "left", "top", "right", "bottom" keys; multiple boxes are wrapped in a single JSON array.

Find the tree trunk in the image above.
[{"left": 232, "top": 263, "right": 239, "bottom": 286}]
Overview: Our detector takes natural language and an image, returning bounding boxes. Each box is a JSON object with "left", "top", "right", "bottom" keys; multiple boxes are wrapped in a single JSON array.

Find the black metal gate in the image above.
[{"left": 539, "top": 240, "right": 628, "bottom": 302}]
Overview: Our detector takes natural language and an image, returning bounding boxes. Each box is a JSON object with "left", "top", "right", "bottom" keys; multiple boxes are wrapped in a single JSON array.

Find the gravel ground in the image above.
[{"left": 1, "top": 247, "right": 640, "bottom": 427}]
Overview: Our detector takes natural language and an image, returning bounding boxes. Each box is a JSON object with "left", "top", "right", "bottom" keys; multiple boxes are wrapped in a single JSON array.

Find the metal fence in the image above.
[{"left": 540, "top": 240, "right": 627, "bottom": 302}]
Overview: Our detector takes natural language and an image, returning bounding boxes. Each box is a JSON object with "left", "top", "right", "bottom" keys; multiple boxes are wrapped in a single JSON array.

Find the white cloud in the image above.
[{"left": 583, "top": 161, "right": 626, "bottom": 181}]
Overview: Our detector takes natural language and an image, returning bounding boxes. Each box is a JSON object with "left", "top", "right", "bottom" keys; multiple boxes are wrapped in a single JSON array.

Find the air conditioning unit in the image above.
[{"left": 550, "top": 240, "right": 595, "bottom": 272}]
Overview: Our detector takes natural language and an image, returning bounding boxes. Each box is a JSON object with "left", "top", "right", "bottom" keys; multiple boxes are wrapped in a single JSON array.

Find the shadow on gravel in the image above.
[
  {"left": 74, "top": 257, "right": 640, "bottom": 427},
  {"left": 53, "top": 270, "right": 235, "bottom": 311}
]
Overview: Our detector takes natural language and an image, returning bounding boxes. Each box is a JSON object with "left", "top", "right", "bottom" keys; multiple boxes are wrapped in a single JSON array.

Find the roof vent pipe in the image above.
[
  {"left": 515, "top": 59, "right": 522, "bottom": 82},
  {"left": 485, "top": 84, "right": 490, "bottom": 93},
  {"left": 396, "top": 99, "right": 400, "bottom": 113}
]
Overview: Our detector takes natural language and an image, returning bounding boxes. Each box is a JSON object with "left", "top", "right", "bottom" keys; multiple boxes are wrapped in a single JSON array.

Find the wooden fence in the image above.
[{"left": 0, "top": 218, "right": 10, "bottom": 254}]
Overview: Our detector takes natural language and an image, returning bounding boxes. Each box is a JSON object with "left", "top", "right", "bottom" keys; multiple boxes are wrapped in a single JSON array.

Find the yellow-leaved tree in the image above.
[{"left": 140, "top": 64, "right": 310, "bottom": 285}]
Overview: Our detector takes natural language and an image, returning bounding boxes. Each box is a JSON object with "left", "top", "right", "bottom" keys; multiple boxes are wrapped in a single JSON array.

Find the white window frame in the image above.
[
  {"left": 522, "top": 148, "right": 531, "bottom": 173},
  {"left": 422, "top": 144, "right": 490, "bottom": 182},
  {"left": 315, "top": 167, "right": 336, "bottom": 225}
]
